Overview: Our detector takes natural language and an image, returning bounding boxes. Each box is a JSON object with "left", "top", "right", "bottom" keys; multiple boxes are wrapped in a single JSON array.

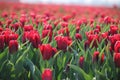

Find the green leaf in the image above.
[
  {"left": 69, "top": 64, "right": 92, "bottom": 80},
  {"left": 95, "top": 70, "right": 109, "bottom": 80}
]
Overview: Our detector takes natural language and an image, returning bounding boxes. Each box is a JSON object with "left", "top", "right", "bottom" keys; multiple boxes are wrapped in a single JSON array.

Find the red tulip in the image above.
[
  {"left": 29, "top": 31, "right": 41, "bottom": 48},
  {"left": 75, "top": 33, "right": 82, "bottom": 41},
  {"left": 76, "top": 20, "right": 82, "bottom": 26},
  {"left": 0, "top": 27, "right": 3, "bottom": 33},
  {"left": 30, "top": 33, "right": 41, "bottom": 48},
  {"left": 114, "top": 41, "right": 120, "bottom": 53},
  {"left": 76, "top": 26, "right": 80, "bottom": 33},
  {"left": 87, "top": 34, "right": 99, "bottom": 48},
  {"left": 93, "top": 51, "right": 99, "bottom": 63},
  {"left": 43, "top": 24, "right": 52, "bottom": 30},
  {"left": 109, "top": 25, "right": 118, "bottom": 35},
  {"left": 2, "top": 12, "right": 8, "bottom": 18},
  {"left": 109, "top": 34, "right": 120, "bottom": 50},
  {"left": 12, "top": 22, "right": 20, "bottom": 31},
  {"left": 94, "top": 29, "right": 100, "bottom": 34},
  {"left": 30, "top": 12, "right": 36, "bottom": 19},
  {"left": 84, "top": 40, "right": 90, "bottom": 50},
  {"left": 39, "top": 44, "right": 57, "bottom": 60},
  {"left": 62, "top": 15, "right": 71, "bottom": 22},
  {"left": 61, "top": 22, "right": 68, "bottom": 28},
  {"left": 55, "top": 36, "right": 72, "bottom": 51},
  {"left": 24, "top": 25, "right": 33, "bottom": 31},
  {"left": 20, "top": 17, "right": 26, "bottom": 27},
  {"left": 114, "top": 53, "right": 120, "bottom": 68},
  {"left": 104, "top": 16, "right": 112, "bottom": 24},
  {"left": 101, "top": 54, "right": 105, "bottom": 63},
  {"left": 0, "top": 35, "right": 4, "bottom": 50},
  {"left": 9, "top": 40, "right": 18, "bottom": 54},
  {"left": 42, "top": 68, "right": 52, "bottom": 80},
  {"left": 3, "top": 31, "right": 18, "bottom": 46},
  {"left": 96, "top": 25, "right": 101, "bottom": 31},
  {"left": 79, "top": 56, "right": 84, "bottom": 68},
  {"left": 22, "top": 31, "right": 29, "bottom": 43},
  {"left": 57, "top": 27, "right": 69, "bottom": 36}
]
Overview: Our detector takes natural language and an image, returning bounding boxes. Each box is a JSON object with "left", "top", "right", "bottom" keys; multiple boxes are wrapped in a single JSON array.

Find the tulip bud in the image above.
[
  {"left": 101, "top": 54, "right": 105, "bottom": 63},
  {"left": 93, "top": 51, "right": 99, "bottom": 63},
  {"left": 114, "top": 53, "right": 120, "bottom": 68},
  {"left": 39, "top": 44, "right": 57, "bottom": 60},
  {"left": 9, "top": 40, "right": 18, "bottom": 54},
  {"left": 0, "top": 35, "right": 4, "bottom": 50},
  {"left": 55, "top": 36, "right": 72, "bottom": 51},
  {"left": 24, "top": 25, "right": 33, "bottom": 32},
  {"left": 42, "top": 68, "right": 52, "bottom": 80},
  {"left": 114, "top": 41, "right": 120, "bottom": 53},
  {"left": 79, "top": 56, "right": 84, "bottom": 68},
  {"left": 75, "top": 33, "right": 82, "bottom": 41}
]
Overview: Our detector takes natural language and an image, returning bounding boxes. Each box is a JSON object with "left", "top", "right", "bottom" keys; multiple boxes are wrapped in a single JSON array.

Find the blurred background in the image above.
[{"left": 0, "top": 0, "right": 120, "bottom": 7}]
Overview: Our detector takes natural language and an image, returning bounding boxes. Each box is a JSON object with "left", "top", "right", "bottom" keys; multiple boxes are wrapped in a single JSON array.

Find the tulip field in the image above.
[{"left": 0, "top": 2, "right": 120, "bottom": 80}]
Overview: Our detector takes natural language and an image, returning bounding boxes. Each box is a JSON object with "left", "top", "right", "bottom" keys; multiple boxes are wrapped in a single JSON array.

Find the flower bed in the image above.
[{"left": 0, "top": 2, "right": 120, "bottom": 80}]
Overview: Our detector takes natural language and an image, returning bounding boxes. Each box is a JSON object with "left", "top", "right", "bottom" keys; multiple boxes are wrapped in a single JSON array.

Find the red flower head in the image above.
[
  {"left": 42, "top": 68, "right": 52, "bottom": 80},
  {"left": 87, "top": 34, "right": 99, "bottom": 48},
  {"left": 94, "top": 29, "right": 100, "bottom": 34},
  {"left": 76, "top": 26, "right": 80, "bottom": 33},
  {"left": 12, "top": 22, "right": 20, "bottom": 31},
  {"left": 109, "top": 25, "right": 118, "bottom": 35},
  {"left": 30, "top": 12, "right": 36, "bottom": 19},
  {"left": 39, "top": 44, "right": 57, "bottom": 60},
  {"left": 9, "top": 40, "right": 18, "bottom": 54},
  {"left": 93, "top": 51, "right": 99, "bottom": 63},
  {"left": 109, "top": 34, "right": 120, "bottom": 50},
  {"left": 3, "top": 31, "right": 18, "bottom": 46},
  {"left": 20, "top": 17, "right": 26, "bottom": 27},
  {"left": 55, "top": 36, "right": 72, "bottom": 51},
  {"left": 29, "top": 30, "right": 41, "bottom": 48},
  {"left": 96, "top": 25, "right": 101, "bottom": 31},
  {"left": 104, "top": 16, "right": 112, "bottom": 24},
  {"left": 60, "top": 22, "right": 68, "bottom": 28},
  {"left": 24, "top": 25, "right": 33, "bottom": 32},
  {"left": 58, "top": 27, "right": 69, "bottom": 36},
  {"left": 43, "top": 24, "right": 52, "bottom": 31},
  {"left": 76, "top": 20, "right": 82, "bottom": 26},
  {"left": 0, "top": 35, "right": 4, "bottom": 50},
  {"left": 0, "top": 27, "right": 3, "bottom": 34},
  {"left": 114, "top": 41, "right": 120, "bottom": 53},
  {"left": 62, "top": 15, "right": 71, "bottom": 22},
  {"left": 114, "top": 53, "right": 120, "bottom": 68},
  {"left": 79, "top": 56, "right": 84, "bottom": 68},
  {"left": 22, "top": 31, "right": 29, "bottom": 43},
  {"left": 75, "top": 33, "right": 82, "bottom": 41},
  {"left": 101, "top": 54, "right": 105, "bottom": 63},
  {"left": 2, "top": 11, "right": 8, "bottom": 18}
]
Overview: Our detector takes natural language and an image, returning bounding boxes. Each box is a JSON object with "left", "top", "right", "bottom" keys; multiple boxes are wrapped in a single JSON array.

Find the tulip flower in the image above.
[
  {"left": 114, "top": 53, "right": 120, "bottom": 68},
  {"left": 114, "top": 41, "right": 120, "bottom": 53},
  {"left": 79, "top": 56, "right": 84, "bottom": 68},
  {"left": 0, "top": 35, "right": 4, "bottom": 50},
  {"left": 109, "top": 25, "right": 118, "bottom": 35},
  {"left": 42, "top": 68, "right": 52, "bottom": 80},
  {"left": 39, "top": 44, "right": 57, "bottom": 60},
  {"left": 24, "top": 25, "right": 33, "bottom": 31},
  {"left": 55, "top": 36, "right": 72, "bottom": 51},
  {"left": 75, "top": 33, "right": 82, "bottom": 41},
  {"left": 93, "top": 51, "right": 99, "bottom": 63},
  {"left": 9, "top": 40, "right": 18, "bottom": 54}
]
